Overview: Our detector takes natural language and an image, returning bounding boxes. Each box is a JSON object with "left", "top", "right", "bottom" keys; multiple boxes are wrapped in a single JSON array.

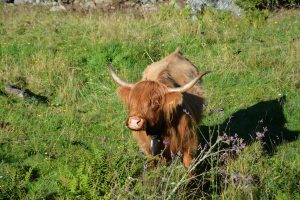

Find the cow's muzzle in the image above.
[{"left": 126, "top": 116, "right": 145, "bottom": 131}]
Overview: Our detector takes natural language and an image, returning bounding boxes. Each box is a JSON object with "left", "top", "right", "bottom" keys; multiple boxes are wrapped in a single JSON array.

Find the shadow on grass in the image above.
[
  {"left": 199, "top": 96, "right": 299, "bottom": 154},
  {"left": 23, "top": 89, "right": 49, "bottom": 105},
  {"left": 190, "top": 96, "right": 300, "bottom": 197}
]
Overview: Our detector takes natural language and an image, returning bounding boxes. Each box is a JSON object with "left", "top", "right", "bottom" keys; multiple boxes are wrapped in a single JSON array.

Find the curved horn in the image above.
[
  {"left": 167, "top": 71, "right": 211, "bottom": 93},
  {"left": 108, "top": 64, "right": 134, "bottom": 88}
]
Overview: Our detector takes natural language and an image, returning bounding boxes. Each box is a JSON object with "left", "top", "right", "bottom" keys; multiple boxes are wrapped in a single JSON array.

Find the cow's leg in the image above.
[
  {"left": 182, "top": 152, "right": 193, "bottom": 168},
  {"left": 132, "top": 131, "right": 151, "bottom": 155}
]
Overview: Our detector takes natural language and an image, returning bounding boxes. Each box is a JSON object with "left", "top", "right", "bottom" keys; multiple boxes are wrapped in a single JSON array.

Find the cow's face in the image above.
[
  {"left": 118, "top": 81, "right": 182, "bottom": 132},
  {"left": 108, "top": 64, "right": 209, "bottom": 133}
]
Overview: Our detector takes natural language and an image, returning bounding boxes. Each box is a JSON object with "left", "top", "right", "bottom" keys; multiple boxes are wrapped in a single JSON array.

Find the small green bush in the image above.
[{"left": 236, "top": 0, "right": 300, "bottom": 10}]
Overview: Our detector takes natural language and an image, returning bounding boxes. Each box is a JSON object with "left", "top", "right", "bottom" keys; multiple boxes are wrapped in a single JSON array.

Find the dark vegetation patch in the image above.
[
  {"left": 0, "top": 118, "right": 11, "bottom": 130},
  {"left": 236, "top": 0, "right": 300, "bottom": 10}
]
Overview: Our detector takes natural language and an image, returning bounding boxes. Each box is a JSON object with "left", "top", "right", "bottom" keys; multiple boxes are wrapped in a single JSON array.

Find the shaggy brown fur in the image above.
[{"left": 115, "top": 49, "right": 206, "bottom": 168}]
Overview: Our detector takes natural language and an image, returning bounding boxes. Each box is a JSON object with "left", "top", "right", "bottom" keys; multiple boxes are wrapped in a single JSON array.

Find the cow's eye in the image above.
[{"left": 151, "top": 100, "right": 160, "bottom": 109}]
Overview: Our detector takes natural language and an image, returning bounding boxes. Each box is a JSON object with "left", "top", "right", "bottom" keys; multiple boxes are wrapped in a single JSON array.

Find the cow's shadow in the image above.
[
  {"left": 190, "top": 96, "right": 299, "bottom": 197},
  {"left": 199, "top": 96, "right": 299, "bottom": 153}
]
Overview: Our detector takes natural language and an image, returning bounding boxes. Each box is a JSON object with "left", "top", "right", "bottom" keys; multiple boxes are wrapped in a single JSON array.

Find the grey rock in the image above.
[
  {"left": 139, "top": 0, "right": 150, "bottom": 4},
  {"left": 94, "top": 0, "right": 112, "bottom": 4},
  {"left": 140, "top": 3, "right": 157, "bottom": 12},
  {"left": 83, "top": 1, "right": 97, "bottom": 10},
  {"left": 83, "top": 1, "right": 96, "bottom": 10},
  {"left": 4, "top": 84, "right": 49, "bottom": 104},
  {"left": 124, "top": 1, "right": 136, "bottom": 7},
  {"left": 14, "top": 0, "right": 29, "bottom": 4},
  {"left": 186, "top": 0, "right": 243, "bottom": 16},
  {"left": 5, "top": 85, "right": 27, "bottom": 99},
  {"left": 50, "top": 4, "right": 66, "bottom": 11},
  {"left": 13, "top": 0, "right": 49, "bottom": 4}
]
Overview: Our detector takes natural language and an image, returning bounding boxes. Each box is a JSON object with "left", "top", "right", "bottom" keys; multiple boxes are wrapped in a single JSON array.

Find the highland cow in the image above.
[{"left": 109, "top": 48, "right": 210, "bottom": 167}]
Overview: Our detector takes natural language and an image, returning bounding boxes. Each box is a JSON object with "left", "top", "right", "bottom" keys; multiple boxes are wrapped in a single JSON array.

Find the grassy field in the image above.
[{"left": 0, "top": 4, "right": 299, "bottom": 199}]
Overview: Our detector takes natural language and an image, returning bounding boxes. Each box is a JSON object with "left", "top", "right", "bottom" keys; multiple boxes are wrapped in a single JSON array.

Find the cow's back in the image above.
[{"left": 142, "top": 49, "right": 203, "bottom": 97}]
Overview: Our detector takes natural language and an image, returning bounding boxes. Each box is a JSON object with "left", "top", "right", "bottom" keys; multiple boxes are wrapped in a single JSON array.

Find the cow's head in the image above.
[{"left": 109, "top": 64, "right": 209, "bottom": 134}]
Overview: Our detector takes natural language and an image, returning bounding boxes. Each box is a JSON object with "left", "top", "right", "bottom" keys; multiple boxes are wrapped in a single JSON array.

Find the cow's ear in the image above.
[
  {"left": 117, "top": 86, "right": 131, "bottom": 106},
  {"left": 164, "top": 92, "right": 183, "bottom": 111}
]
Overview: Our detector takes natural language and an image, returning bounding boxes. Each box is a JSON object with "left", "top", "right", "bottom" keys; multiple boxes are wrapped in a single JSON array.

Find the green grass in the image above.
[{"left": 0, "top": 5, "right": 299, "bottom": 199}]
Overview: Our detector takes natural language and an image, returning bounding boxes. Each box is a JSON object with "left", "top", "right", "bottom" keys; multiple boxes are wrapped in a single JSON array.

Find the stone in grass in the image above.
[
  {"left": 83, "top": 1, "right": 97, "bottom": 11},
  {"left": 50, "top": 4, "right": 66, "bottom": 12},
  {"left": 4, "top": 84, "right": 49, "bottom": 104},
  {"left": 186, "top": 0, "right": 243, "bottom": 16},
  {"left": 5, "top": 84, "right": 28, "bottom": 99}
]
